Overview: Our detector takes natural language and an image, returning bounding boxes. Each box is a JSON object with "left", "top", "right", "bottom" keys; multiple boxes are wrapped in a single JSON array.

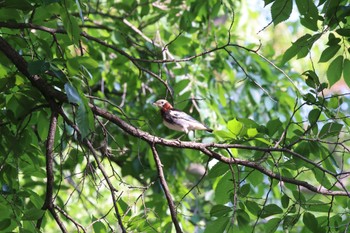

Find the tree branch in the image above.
[
  {"left": 150, "top": 143, "right": 183, "bottom": 233},
  {"left": 36, "top": 110, "right": 58, "bottom": 229},
  {"left": 0, "top": 35, "right": 348, "bottom": 211}
]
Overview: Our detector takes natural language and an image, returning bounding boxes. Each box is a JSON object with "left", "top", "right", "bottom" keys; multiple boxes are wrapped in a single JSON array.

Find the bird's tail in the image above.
[{"left": 206, "top": 128, "right": 213, "bottom": 133}]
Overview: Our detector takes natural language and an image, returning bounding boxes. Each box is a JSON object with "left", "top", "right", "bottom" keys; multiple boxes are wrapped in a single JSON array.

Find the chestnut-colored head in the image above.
[{"left": 153, "top": 99, "right": 173, "bottom": 111}]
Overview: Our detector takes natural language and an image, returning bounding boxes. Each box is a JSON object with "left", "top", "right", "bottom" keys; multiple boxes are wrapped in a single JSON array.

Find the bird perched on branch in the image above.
[{"left": 153, "top": 99, "right": 213, "bottom": 134}]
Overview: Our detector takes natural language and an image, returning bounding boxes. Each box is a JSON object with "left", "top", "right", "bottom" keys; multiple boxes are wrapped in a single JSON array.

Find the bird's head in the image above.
[{"left": 153, "top": 99, "right": 173, "bottom": 111}]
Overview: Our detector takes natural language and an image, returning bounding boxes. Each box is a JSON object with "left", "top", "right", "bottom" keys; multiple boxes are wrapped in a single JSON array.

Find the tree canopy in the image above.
[{"left": 0, "top": 0, "right": 350, "bottom": 232}]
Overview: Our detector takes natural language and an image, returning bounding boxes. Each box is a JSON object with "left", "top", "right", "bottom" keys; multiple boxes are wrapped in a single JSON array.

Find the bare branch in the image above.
[{"left": 150, "top": 143, "right": 183, "bottom": 233}]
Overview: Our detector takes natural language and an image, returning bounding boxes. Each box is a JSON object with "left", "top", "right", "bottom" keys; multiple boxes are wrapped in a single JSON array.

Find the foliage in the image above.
[{"left": 0, "top": 0, "right": 349, "bottom": 232}]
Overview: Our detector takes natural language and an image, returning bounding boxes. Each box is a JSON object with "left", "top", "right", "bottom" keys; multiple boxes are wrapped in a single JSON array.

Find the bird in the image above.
[{"left": 153, "top": 99, "right": 213, "bottom": 134}]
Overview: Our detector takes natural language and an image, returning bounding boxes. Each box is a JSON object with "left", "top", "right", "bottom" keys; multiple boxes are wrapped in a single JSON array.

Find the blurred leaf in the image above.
[
  {"left": 28, "top": 60, "right": 50, "bottom": 75},
  {"left": 344, "top": 59, "right": 350, "bottom": 87},
  {"left": 245, "top": 200, "right": 261, "bottom": 216},
  {"left": 319, "top": 122, "right": 343, "bottom": 139},
  {"left": 281, "top": 194, "right": 289, "bottom": 208},
  {"left": 266, "top": 118, "right": 282, "bottom": 137},
  {"left": 60, "top": 8, "right": 81, "bottom": 45},
  {"left": 308, "top": 109, "right": 320, "bottom": 125},
  {"left": 283, "top": 214, "right": 300, "bottom": 230},
  {"left": 93, "top": 221, "right": 107, "bottom": 233},
  {"left": 247, "top": 128, "right": 258, "bottom": 137},
  {"left": 22, "top": 208, "right": 45, "bottom": 220},
  {"left": 0, "top": 219, "right": 11, "bottom": 231},
  {"left": 237, "top": 209, "right": 251, "bottom": 229},
  {"left": 210, "top": 205, "right": 232, "bottom": 217},
  {"left": 336, "top": 28, "right": 350, "bottom": 37},
  {"left": 264, "top": 218, "right": 281, "bottom": 232},
  {"left": 239, "top": 183, "right": 250, "bottom": 197},
  {"left": 204, "top": 217, "right": 229, "bottom": 233},
  {"left": 260, "top": 204, "right": 283, "bottom": 218},
  {"left": 227, "top": 118, "right": 243, "bottom": 137},
  {"left": 207, "top": 162, "right": 228, "bottom": 179},
  {"left": 214, "top": 172, "right": 233, "bottom": 204},
  {"left": 303, "top": 212, "right": 318, "bottom": 232}
]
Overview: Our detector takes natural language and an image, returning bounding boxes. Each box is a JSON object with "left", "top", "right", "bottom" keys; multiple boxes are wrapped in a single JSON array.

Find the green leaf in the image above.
[
  {"left": 247, "top": 128, "right": 258, "bottom": 137},
  {"left": 260, "top": 204, "right": 283, "bottom": 218},
  {"left": 214, "top": 172, "right": 233, "bottom": 204},
  {"left": 327, "top": 55, "right": 343, "bottom": 87},
  {"left": 0, "top": 8, "right": 22, "bottom": 21},
  {"left": 343, "top": 59, "right": 350, "bottom": 87},
  {"left": 174, "top": 79, "right": 190, "bottom": 96},
  {"left": 264, "top": 0, "right": 275, "bottom": 6},
  {"left": 210, "top": 205, "right": 232, "bottom": 217},
  {"left": 266, "top": 118, "right": 282, "bottom": 137},
  {"left": 296, "top": 0, "right": 319, "bottom": 31},
  {"left": 319, "top": 45, "right": 341, "bottom": 63},
  {"left": 281, "top": 194, "right": 289, "bottom": 208},
  {"left": 308, "top": 109, "right": 321, "bottom": 125},
  {"left": 239, "top": 183, "right": 251, "bottom": 197},
  {"left": 312, "top": 169, "right": 332, "bottom": 189},
  {"left": 22, "top": 208, "right": 45, "bottom": 220},
  {"left": 271, "top": 0, "right": 293, "bottom": 26},
  {"left": 227, "top": 118, "right": 243, "bottom": 137},
  {"left": 283, "top": 214, "right": 300, "bottom": 230},
  {"left": 303, "top": 70, "right": 321, "bottom": 87},
  {"left": 303, "top": 212, "right": 319, "bottom": 232},
  {"left": 1, "top": 0, "right": 34, "bottom": 11},
  {"left": 304, "top": 200, "right": 331, "bottom": 213},
  {"left": 319, "top": 122, "right": 343, "bottom": 139},
  {"left": 0, "top": 219, "right": 11, "bottom": 231},
  {"left": 336, "top": 28, "right": 350, "bottom": 37},
  {"left": 93, "top": 221, "right": 107, "bottom": 233},
  {"left": 204, "top": 217, "right": 229, "bottom": 233},
  {"left": 207, "top": 162, "right": 228, "bottom": 179},
  {"left": 28, "top": 60, "right": 50, "bottom": 75},
  {"left": 60, "top": 8, "right": 81, "bottom": 45},
  {"left": 281, "top": 34, "right": 312, "bottom": 64},
  {"left": 237, "top": 209, "right": 251, "bottom": 228},
  {"left": 327, "top": 33, "right": 341, "bottom": 46},
  {"left": 264, "top": 218, "right": 281, "bottom": 233},
  {"left": 245, "top": 200, "right": 261, "bottom": 216}
]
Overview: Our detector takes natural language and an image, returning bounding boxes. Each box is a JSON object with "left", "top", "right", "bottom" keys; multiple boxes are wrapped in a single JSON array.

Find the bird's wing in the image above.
[{"left": 169, "top": 109, "right": 200, "bottom": 123}]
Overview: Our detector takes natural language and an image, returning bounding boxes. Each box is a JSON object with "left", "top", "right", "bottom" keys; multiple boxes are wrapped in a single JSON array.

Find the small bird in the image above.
[{"left": 153, "top": 99, "right": 213, "bottom": 134}]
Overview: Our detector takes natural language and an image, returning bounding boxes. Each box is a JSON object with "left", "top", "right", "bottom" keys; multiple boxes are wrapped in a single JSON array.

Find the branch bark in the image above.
[{"left": 150, "top": 143, "right": 183, "bottom": 233}]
